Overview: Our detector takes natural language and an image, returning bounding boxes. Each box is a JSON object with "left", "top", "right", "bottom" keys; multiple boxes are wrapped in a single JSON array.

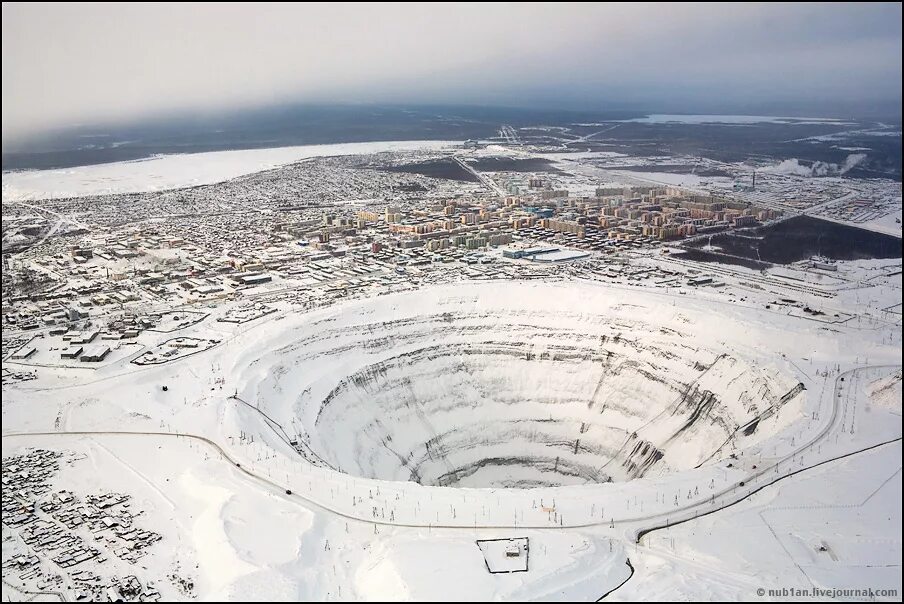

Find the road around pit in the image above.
[{"left": 3, "top": 365, "right": 900, "bottom": 534}]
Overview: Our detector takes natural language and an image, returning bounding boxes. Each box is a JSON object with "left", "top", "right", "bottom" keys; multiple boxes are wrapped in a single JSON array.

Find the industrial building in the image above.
[
  {"left": 80, "top": 345, "right": 111, "bottom": 362},
  {"left": 60, "top": 346, "right": 84, "bottom": 360},
  {"left": 10, "top": 346, "right": 37, "bottom": 360}
]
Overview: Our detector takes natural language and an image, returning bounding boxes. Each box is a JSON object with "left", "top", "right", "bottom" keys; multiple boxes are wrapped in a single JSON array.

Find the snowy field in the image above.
[
  {"left": 1, "top": 140, "right": 458, "bottom": 201},
  {"left": 858, "top": 208, "right": 903, "bottom": 237},
  {"left": 616, "top": 114, "right": 856, "bottom": 125}
]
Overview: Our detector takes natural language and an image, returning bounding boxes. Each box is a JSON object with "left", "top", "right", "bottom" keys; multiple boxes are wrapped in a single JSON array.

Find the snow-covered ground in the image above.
[
  {"left": 607, "top": 170, "right": 727, "bottom": 190},
  {"left": 235, "top": 283, "right": 803, "bottom": 488},
  {"left": 1, "top": 140, "right": 458, "bottom": 201},
  {"left": 858, "top": 208, "right": 903, "bottom": 237},
  {"left": 617, "top": 115, "right": 856, "bottom": 126},
  {"left": 2, "top": 135, "right": 901, "bottom": 600},
  {"left": 3, "top": 274, "right": 901, "bottom": 600}
]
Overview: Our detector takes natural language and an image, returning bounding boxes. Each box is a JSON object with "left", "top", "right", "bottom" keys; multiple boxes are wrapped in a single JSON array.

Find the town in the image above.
[{"left": 3, "top": 140, "right": 901, "bottom": 601}]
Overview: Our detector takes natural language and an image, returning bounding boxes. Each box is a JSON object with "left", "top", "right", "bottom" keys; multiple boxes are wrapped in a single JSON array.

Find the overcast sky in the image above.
[{"left": 2, "top": 2, "right": 901, "bottom": 142}]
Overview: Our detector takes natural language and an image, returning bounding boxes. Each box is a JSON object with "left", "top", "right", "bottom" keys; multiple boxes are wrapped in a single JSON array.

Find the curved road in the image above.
[{"left": 4, "top": 364, "right": 900, "bottom": 533}]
